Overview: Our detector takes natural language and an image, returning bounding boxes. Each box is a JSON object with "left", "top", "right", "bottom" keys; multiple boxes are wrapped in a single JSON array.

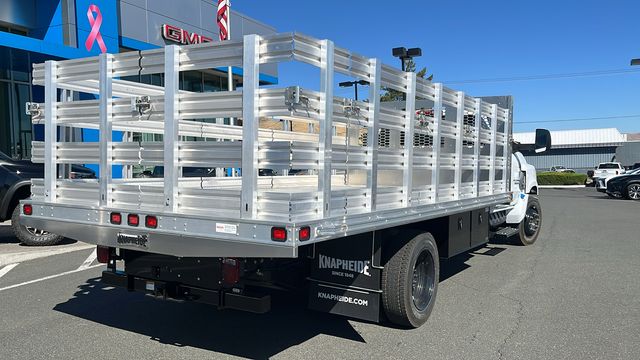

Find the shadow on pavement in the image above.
[
  {"left": 54, "top": 277, "right": 366, "bottom": 359},
  {"left": 0, "top": 223, "right": 19, "bottom": 244},
  {"left": 53, "top": 241, "right": 512, "bottom": 358}
]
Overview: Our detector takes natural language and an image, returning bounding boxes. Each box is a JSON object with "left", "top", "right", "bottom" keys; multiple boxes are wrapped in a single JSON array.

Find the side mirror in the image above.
[{"left": 534, "top": 129, "right": 551, "bottom": 154}]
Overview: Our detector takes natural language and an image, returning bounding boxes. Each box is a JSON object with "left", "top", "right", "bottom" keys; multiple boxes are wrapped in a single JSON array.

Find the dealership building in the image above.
[
  {"left": 0, "top": 0, "right": 277, "bottom": 160},
  {"left": 513, "top": 128, "right": 629, "bottom": 173}
]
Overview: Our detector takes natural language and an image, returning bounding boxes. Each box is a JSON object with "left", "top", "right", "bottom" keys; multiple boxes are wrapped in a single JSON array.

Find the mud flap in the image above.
[
  {"left": 307, "top": 232, "right": 382, "bottom": 322},
  {"left": 308, "top": 282, "right": 380, "bottom": 322}
]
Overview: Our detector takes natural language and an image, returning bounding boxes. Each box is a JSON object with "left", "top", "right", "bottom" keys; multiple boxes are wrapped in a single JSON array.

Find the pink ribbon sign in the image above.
[{"left": 85, "top": 4, "right": 107, "bottom": 53}]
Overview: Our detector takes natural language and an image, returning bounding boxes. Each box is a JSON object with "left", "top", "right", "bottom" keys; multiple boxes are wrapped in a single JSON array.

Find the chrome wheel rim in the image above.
[
  {"left": 24, "top": 226, "right": 49, "bottom": 236},
  {"left": 629, "top": 184, "right": 640, "bottom": 200},
  {"left": 524, "top": 204, "right": 540, "bottom": 237},
  {"left": 411, "top": 250, "right": 436, "bottom": 312}
]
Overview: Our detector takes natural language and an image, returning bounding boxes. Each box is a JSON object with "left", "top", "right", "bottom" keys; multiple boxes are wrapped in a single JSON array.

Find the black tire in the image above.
[
  {"left": 381, "top": 232, "right": 439, "bottom": 328},
  {"left": 624, "top": 183, "right": 640, "bottom": 200},
  {"left": 11, "top": 205, "right": 64, "bottom": 246},
  {"left": 516, "top": 196, "right": 542, "bottom": 246}
]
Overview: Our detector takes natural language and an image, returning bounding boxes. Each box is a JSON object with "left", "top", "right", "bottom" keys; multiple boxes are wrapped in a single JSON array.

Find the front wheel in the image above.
[
  {"left": 381, "top": 232, "right": 439, "bottom": 328},
  {"left": 625, "top": 183, "right": 640, "bottom": 200},
  {"left": 516, "top": 196, "right": 542, "bottom": 246},
  {"left": 11, "top": 205, "right": 64, "bottom": 246}
]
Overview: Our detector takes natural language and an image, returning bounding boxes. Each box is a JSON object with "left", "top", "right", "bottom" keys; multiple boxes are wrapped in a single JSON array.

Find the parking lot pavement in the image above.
[{"left": 0, "top": 188, "right": 638, "bottom": 360}]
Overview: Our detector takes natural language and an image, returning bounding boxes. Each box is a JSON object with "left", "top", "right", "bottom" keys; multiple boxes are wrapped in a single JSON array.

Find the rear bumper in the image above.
[
  {"left": 19, "top": 203, "right": 297, "bottom": 258},
  {"left": 102, "top": 270, "right": 271, "bottom": 313}
]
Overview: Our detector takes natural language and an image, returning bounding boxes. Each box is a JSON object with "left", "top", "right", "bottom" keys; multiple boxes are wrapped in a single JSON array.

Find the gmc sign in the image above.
[{"left": 162, "top": 24, "right": 212, "bottom": 45}]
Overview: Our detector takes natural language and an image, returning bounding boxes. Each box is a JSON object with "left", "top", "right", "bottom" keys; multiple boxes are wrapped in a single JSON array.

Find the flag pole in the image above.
[
  {"left": 227, "top": 0, "right": 233, "bottom": 93},
  {"left": 226, "top": 1, "right": 236, "bottom": 177}
]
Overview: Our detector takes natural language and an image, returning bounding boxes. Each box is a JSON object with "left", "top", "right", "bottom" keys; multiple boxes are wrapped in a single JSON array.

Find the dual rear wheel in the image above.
[{"left": 381, "top": 232, "right": 439, "bottom": 328}]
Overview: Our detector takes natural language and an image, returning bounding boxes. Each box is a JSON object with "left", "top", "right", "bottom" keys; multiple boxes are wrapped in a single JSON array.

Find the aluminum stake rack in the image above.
[{"left": 21, "top": 32, "right": 512, "bottom": 258}]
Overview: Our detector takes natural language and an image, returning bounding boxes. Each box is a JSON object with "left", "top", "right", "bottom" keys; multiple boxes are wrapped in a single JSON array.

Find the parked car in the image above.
[
  {"left": 0, "top": 151, "right": 95, "bottom": 245},
  {"left": 550, "top": 165, "right": 575, "bottom": 173},
  {"left": 593, "top": 162, "right": 625, "bottom": 179},
  {"left": 597, "top": 168, "right": 640, "bottom": 194},
  {"left": 605, "top": 169, "right": 640, "bottom": 200}
]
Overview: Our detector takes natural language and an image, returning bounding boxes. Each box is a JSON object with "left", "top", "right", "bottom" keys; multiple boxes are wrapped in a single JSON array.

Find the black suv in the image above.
[
  {"left": 606, "top": 169, "right": 640, "bottom": 200},
  {"left": 0, "top": 151, "right": 95, "bottom": 245}
]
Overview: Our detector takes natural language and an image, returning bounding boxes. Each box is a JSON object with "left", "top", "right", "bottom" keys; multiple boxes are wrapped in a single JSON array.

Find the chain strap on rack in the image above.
[
  {"left": 285, "top": 86, "right": 315, "bottom": 117},
  {"left": 132, "top": 96, "right": 152, "bottom": 118},
  {"left": 25, "top": 102, "right": 42, "bottom": 118}
]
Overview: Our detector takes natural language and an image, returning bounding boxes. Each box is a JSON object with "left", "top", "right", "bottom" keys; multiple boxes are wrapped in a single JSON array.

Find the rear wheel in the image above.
[
  {"left": 381, "top": 232, "right": 439, "bottom": 328},
  {"left": 625, "top": 183, "right": 640, "bottom": 200},
  {"left": 11, "top": 205, "right": 64, "bottom": 246},
  {"left": 516, "top": 196, "right": 542, "bottom": 246}
]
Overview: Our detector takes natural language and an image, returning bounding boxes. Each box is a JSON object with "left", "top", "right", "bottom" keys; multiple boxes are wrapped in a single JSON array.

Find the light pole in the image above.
[
  {"left": 339, "top": 80, "right": 369, "bottom": 100},
  {"left": 392, "top": 47, "right": 422, "bottom": 72},
  {"left": 392, "top": 47, "right": 422, "bottom": 100},
  {"left": 632, "top": 59, "right": 640, "bottom": 66}
]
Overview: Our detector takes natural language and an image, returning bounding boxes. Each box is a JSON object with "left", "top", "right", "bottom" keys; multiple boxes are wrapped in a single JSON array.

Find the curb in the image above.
[{"left": 538, "top": 185, "right": 586, "bottom": 189}]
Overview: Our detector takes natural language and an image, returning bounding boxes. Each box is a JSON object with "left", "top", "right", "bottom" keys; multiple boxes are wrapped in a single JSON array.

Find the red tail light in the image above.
[
  {"left": 23, "top": 204, "right": 33, "bottom": 215},
  {"left": 222, "top": 258, "right": 241, "bottom": 285},
  {"left": 127, "top": 214, "right": 139, "bottom": 226},
  {"left": 299, "top": 226, "right": 311, "bottom": 241},
  {"left": 110, "top": 212, "right": 122, "bottom": 225},
  {"left": 145, "top": 215, "right": 158, "bottom": 228},
  {"left": 271, "top": 227, "right": 287, "bottom": 242},
  {"left": 97, "top": 246, "right": 110, "bottom": 264}
]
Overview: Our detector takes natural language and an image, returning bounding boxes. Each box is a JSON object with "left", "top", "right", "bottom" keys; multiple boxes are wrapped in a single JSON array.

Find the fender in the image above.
[
  {"left": 506, "top": 192, "right": 529, "bottom": 224},
  {"left": 0, "top": 180, "right": 31, "bottom": 221}
]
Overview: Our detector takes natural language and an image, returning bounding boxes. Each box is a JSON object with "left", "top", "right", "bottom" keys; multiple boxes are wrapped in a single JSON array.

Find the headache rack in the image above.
[{"left": 23, "top": 32, "right": 512, "bottom": 258}]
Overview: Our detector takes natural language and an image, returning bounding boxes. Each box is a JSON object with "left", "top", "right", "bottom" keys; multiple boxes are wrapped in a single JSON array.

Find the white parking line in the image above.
[
  {"left": 0, "top": 263, "right": 19, "bottom": 279},
  {"left": 0, "top": 263, "right": 103, "bottom": 292},
  {"left": 77, "top": 249, "right": 97, "bottom": 270}
]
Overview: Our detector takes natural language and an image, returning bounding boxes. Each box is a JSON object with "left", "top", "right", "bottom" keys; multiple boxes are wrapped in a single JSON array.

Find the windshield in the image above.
[{"left": 597, "top": 163, "right": 621, "bottom": 169}]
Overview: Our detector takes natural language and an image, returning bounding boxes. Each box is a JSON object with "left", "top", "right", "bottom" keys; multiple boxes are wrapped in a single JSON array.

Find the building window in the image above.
[{"left": 0, "top": 45, "right": 33, "bottom": 159}]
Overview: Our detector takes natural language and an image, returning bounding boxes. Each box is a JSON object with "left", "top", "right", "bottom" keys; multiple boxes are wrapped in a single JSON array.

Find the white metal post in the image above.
[
  {"left": 454, "top": 91, "right": 464, "bottom": 200},
  {"left": 403, "top": 72, "right": 416, "bottom": 207},
  {"left": 44, "top": 61, "right": 58, "bottom": 203},
  {"left": 502, "top": 109, "right": 510, "bottom": 192},
  {"left": 473, "top": 99, "right": 482, "bottom": 196},
  {"left": 366, "top": 59, "right": 381, "bottom": 212},
  {"left": 99, "top": 54, "right": 113, "bottom": 207},
  {"left": 59, "top": 89, "right": 73, "bottom": 179},
  {"left": 489, "top": 104, "right": 498, "bottom": 194},
  {"left": 318, "top": 40, "right": 334, "bottom": 218},
  {"left": 241, "top": 34, "right": 260, "bottom": 219},
  {"left": 430, "top": 83, "right": 443, "bottom": 203},
  {"left": 164, "top": 45, "right": 180, "bottom": 212}
]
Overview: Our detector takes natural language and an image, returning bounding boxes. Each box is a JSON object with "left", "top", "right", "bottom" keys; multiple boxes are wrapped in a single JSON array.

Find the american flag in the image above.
[{"left": 217, "top": 0, "right": 230, "bottom": 41}]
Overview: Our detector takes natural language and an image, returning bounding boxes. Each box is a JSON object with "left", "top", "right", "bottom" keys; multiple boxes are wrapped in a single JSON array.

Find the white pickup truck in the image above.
[{"left": 595, "top": 162, "right": 625, "bottom": 192}]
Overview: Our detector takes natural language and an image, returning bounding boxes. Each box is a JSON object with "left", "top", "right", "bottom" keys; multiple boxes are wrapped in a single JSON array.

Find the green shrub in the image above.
[{"left": 537, "top": 172, "right": 587, "bottom": 185}]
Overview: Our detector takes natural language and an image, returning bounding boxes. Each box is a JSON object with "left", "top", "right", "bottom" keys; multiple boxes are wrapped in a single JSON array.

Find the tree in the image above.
[{"left": 380, "top": 59, "right": 433, "bottom": 102}]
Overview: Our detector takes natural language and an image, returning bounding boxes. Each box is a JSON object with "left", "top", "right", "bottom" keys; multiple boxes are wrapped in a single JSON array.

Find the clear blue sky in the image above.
[{"left": 233, "top": 0, "right": 640, "bottom": 134}]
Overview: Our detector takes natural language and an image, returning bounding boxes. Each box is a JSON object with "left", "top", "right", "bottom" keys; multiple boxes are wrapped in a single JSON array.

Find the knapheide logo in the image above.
[
  {"left": 85, "top": 4, "right": 107, "bottom": 53},
  {"left": 318, "top": 254, "right": 371, "bottom": 276}
]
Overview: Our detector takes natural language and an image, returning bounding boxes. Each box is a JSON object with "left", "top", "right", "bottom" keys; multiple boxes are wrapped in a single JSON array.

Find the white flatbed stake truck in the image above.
[{"left": 22, "top": 32, "right": 550, "bottom": 328}]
